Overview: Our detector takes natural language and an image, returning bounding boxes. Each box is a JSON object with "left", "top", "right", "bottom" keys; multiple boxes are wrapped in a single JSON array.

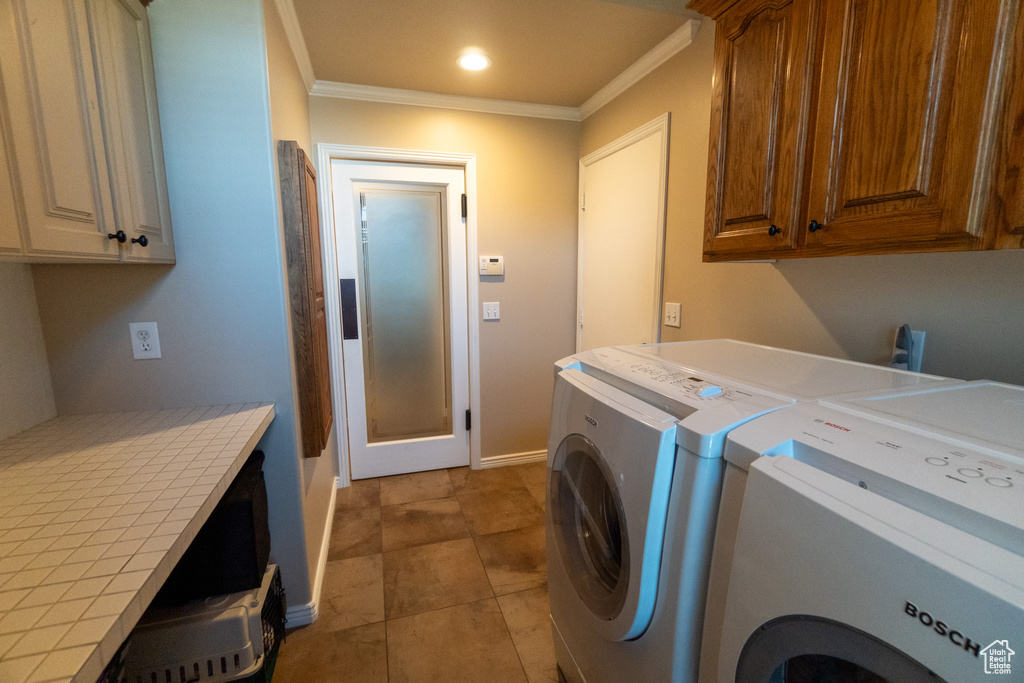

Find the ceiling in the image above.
[{"left": 289, "top": 0, "right": 699, "bottom": 108}]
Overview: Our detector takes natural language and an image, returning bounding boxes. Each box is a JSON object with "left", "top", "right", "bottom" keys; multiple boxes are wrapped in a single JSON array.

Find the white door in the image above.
[
  {"left": 331, "top": 160, "right": 469, "bottom": 479},
  {"left": 577, "top": 114, "right": 670, "bottom": 351}
]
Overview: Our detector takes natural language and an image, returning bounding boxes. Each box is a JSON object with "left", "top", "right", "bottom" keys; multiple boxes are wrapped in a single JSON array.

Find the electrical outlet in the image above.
[
  {"left": 664, "top": 302, "right": 682, "bottom": 328},
  {"left": 129, "top": 322, "right": 162, "bottom": 360},
  {"left": 482, "top": 302, "right": 500, "bottom": 321}
]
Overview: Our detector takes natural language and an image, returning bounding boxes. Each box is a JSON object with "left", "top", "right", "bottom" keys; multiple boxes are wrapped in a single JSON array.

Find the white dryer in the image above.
[
  {"left": 545, "top": 340, "right": 948, "bottom": 683},
  {"left": 706, "top": 380, "right": 1024, "bottom": 682}
]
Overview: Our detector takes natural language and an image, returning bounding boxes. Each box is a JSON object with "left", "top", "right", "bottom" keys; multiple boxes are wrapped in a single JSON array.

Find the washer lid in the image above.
[
  {"left": 623, "top": 339, "right": 944, "bottom": 400},
  {"left": 830, "top": 381, "right": 1024, "bottom": 456},
  {"left": 562, "top": 341, "right": 950, "bottom": 458}
]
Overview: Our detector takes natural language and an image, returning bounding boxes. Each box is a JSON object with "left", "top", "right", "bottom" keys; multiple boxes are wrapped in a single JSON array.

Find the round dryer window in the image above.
[{"left": 549, "top": 433, "right": 630, "bottom": 620}]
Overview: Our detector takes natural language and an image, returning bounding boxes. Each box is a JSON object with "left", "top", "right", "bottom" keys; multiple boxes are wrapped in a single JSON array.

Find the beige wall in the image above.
[
  {"left": 582, "top": 21, "right": 1024, "bottom": 384},
  {"left": 310, "top": 98, "right": 580, "bottom": 458},
  {"left": 0, "top": 263, "right": 56, "bottom": 440},
  {"left": 264, "top": 0, "right": 337, "bottom": 593}
]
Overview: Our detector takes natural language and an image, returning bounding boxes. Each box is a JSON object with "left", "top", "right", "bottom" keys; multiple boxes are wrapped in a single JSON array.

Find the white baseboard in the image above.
[
  {"left": 286, "top": 476, "right": 338, "bottom": 627},
  {"left": 480, "top": 450, "right": 546, "bottom": 468}
]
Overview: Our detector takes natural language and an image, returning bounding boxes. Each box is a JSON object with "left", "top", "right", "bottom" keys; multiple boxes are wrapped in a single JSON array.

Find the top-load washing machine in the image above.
[
  {"left": 703, "top": 380, "right": 1024, "bottom": 682},
  {"left": 544, "top": 340, "right": 951, "bottom": 683}
]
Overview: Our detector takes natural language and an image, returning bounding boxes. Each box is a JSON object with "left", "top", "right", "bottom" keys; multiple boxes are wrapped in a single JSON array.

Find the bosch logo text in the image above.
[
  {"left": 824, "top": 422, "right": 851, "bottom": 432},
  {"left": 904, "top": 602, "right": 981, "bottom": 657}
]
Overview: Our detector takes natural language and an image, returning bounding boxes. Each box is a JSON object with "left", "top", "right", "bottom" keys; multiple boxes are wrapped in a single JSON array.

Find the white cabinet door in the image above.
[
  {"left": 0, "top": 0, "right": 173, "bottom": 263},
  {"left": 0, "top": 0, "right": 120, "bottom": 260},
  {"left": 88, "top": 0, "right": 174, "bottom": 263},
  {"left": 0, "top": 102, "right": 24, "bottom": 255}
]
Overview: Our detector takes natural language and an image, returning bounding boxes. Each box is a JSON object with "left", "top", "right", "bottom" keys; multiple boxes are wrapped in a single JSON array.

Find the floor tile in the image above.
[
  {"left": 383, "top": 538, "right": 492, "bottom": 620},
  {"left": 387, "top": 599, "right": 527, "bottom": 683},
  {"left": 381, "top": 498, "right": 470, "bottom": 552},
  {"left": 511, "top": 462, "right": 548, "bottom": 511},
  {"left": 449, "top": 466, "right": 522, "bottom": 495},
  {"left": 475, "top": 525, "right": 547, "bottom": 595},
  {"left": 335, "top": 478, "right": 381, "bottom": 512},
  {"left": 327, "top": 506, "right": 381, "bottom": 561},
  {"left": 457, "top": 485, "right": 544, "bottom": 536},
  {"left": 379, "top": 470, "right": 454, "bottom": 507},
  {"left": 302, "top": 555, "right": 384, "bottom": 636},
  {"left": 274, "top": 622, "right": 387, "bottom": 683},
  {"left": 498, "top": 586, "right": 559, "bottom": 683}
]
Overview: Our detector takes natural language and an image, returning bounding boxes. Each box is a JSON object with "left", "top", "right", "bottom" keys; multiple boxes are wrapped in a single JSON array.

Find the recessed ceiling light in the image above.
[{"left": 458, "top": 50, "right": 491, "bottom": 71}]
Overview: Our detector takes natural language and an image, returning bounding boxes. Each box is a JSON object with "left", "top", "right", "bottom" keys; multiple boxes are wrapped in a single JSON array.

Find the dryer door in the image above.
[
  {"left": 547, "top": 369, "right": 678, "bottom": 641},
  {"left": 735, "top": 615, "right": 943, "bottom": 682},
  {"left": 550, "top": 432, "right": 630, "bottom": 621}
]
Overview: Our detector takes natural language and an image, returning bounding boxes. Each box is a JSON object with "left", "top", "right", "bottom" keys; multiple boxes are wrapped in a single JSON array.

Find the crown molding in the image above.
[
  {"left": 310, "top": 81, "right": 583, "bottom": 121},
  {"left": 579, "top": 18, "right": 701, "bottom": 119},
  {"left": 273, "top": 0, "right": 315, "bottom": 92}
]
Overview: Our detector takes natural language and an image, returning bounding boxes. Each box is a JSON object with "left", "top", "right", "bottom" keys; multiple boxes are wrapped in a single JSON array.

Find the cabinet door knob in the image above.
[
  {"left": 131, "top": 235, "right": 149, "bottom": 247},
  {"left": 808, "top": 220, "right": 824, "bottom": 233},
  {"left": 768, "top": 225, "right": 780, "bottom": 236},
  {"left": 107, "top": 231, "right": 127, "bottom": 243}
]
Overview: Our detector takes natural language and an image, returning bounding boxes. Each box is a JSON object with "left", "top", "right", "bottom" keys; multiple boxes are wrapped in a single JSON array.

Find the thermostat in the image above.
[{"left": 479, "top": 255, "right": 504, "bottom": 276}]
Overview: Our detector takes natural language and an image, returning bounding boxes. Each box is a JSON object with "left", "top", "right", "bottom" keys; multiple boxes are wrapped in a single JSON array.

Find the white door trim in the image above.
[
  {"left": 315, "top": 144, "right": 481, "bottom": 487},
  {"left": 577, "top": 112, "right": 670, "bottom": 352}
]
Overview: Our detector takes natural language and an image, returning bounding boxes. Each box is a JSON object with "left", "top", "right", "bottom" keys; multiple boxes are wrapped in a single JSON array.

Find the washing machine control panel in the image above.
[{"left": 584, "top": 348, "right": 742, "bottom": 404}]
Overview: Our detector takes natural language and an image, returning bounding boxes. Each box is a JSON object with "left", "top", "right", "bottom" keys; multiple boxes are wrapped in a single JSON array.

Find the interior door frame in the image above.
[
  {"left": 315, "top": 144, "right": 480, "bottom": 487},
  {"left": 577, "top": 112, "right": 670, "bottom": 352}
]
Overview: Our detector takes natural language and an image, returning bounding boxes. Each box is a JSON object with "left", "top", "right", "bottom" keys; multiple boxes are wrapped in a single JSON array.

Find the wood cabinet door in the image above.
[
  {"left": 88, "top": 0, "right": 174, "bottom": 263},
  {"left": 0, "top": 101, "right": 24, "bottom": 255},
  {"left": 0, "top": 0, "right": 119, "bottom": 260},
  {"left": 280, "top": 141, "right": 333, "bottom": 459},
  {"left": 701, "top": 0, "right": 819, "bottom": 259},
  {"left": 804, "top": 0, "right": 1013, "bottom": 253},
  {"left": 301, "top": 149, "right": 334, "bottom": 453},
  {"left": 988, "top": 3, "right": 1024, "bottom": 250}
]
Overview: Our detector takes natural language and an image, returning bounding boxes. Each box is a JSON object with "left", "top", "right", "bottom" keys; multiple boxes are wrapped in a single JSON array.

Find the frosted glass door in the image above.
[
  {"left": 358, "top": 189, "right": 452, "bottom": 442},
  {"left": 331, "top": 158, "right": 469, "bottom": 480}
]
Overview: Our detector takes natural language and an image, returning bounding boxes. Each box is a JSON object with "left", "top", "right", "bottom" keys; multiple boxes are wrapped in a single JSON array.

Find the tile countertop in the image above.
[{"left": 0, "top": 403, "right": 276, "bottom": 683}]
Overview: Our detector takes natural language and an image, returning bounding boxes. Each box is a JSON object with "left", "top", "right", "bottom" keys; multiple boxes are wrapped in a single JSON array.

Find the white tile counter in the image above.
[{"left": 0, "top": 403, "right": 275, "bottom": 683}]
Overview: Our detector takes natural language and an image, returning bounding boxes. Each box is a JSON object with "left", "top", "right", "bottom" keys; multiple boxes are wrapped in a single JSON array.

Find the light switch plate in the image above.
[
  {"left": 664, "top": 302, "right": 681, "bottom": 328},
  {"left": 483, "top": 302, "right": 500, "bottom": 321},
  {"left": 129, "top": 322, "right": 162, "bottom": 359}
]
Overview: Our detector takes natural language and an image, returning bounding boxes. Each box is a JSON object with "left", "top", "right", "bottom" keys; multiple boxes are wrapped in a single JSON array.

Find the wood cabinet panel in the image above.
[
  {"left": 0, "top": 0, "right": 173, "bottom": 263},
  {"left": 0, "top": 0, "right": 118, "bottom": 259},
  {"left": 695, "top": 0, "right": 1020, "bottom": 259},
  {"left": 989, "top": 2, "right": 1024, "bottom": 249},
  {"left": 0, "top": 94, "right": 23, "bottom": 253},
  {"left": 804, "top": 0, "right": 1009, "bottom": 252},
  {"left": 280, "top": 141, "right": 334, "bottom": 459},
  {"left": 89, "top": 0, "right": 174, "bottom": 262},
  {"left": 700, "top": 0, "right": 817, "bottom": 257}
]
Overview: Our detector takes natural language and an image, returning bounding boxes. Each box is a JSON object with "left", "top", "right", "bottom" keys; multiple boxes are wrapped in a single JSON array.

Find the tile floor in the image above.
[{"left": 274, "top": 462, "right": 558, "bottom": 683}]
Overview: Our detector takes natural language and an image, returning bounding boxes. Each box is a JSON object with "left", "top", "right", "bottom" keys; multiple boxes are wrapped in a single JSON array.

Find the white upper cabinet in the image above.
[{"left": 0, "top": 0, "right": 173, "bottom": 263}]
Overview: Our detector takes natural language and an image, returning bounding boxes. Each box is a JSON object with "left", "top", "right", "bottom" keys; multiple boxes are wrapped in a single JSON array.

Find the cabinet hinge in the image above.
[
  {"left": 465, "top": 409, "right": 471, "bottom": 431},
  {"left": 461, "top": 193, "right": 468, "bottom": 219}
]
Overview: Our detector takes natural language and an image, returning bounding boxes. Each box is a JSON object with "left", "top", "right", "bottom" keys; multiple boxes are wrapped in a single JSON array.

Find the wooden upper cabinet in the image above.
[
  {"left": 0, "top": 0, "right": 173, "bottom": 263},
  {"left": 698, "top": 0, "right": 818, "bottom": 258},
  {"left": 694, "top": 0, "right": 1021, "bottom": 260},
  {"left": 88, "top": 0, "right": 174, "bottom": 262},
  {"left": 987, "top": 1, "right": 1024, "bottom": 250},
  {"left": 279, "top": 141, "right": 334, "bottom": 459},
  {"left": 804, "top": 0, "right": 1012, "bottom": 253}
]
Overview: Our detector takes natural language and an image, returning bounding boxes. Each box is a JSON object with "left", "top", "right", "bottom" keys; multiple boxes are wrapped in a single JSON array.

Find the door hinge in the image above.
[
  {"left": 461, "top": 193, "right": 467, "bottom": 219},
  {"left": 580, "top": 194, "right": 585, "bottom": 211},
  {"left": 465, "top": 409, "right": 471, "bottom": 431}
]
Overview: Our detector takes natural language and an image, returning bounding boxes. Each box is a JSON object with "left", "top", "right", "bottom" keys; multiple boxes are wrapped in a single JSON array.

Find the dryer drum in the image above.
[{"left": 549, "top": 433, "right": 631, "bottom": 621}]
